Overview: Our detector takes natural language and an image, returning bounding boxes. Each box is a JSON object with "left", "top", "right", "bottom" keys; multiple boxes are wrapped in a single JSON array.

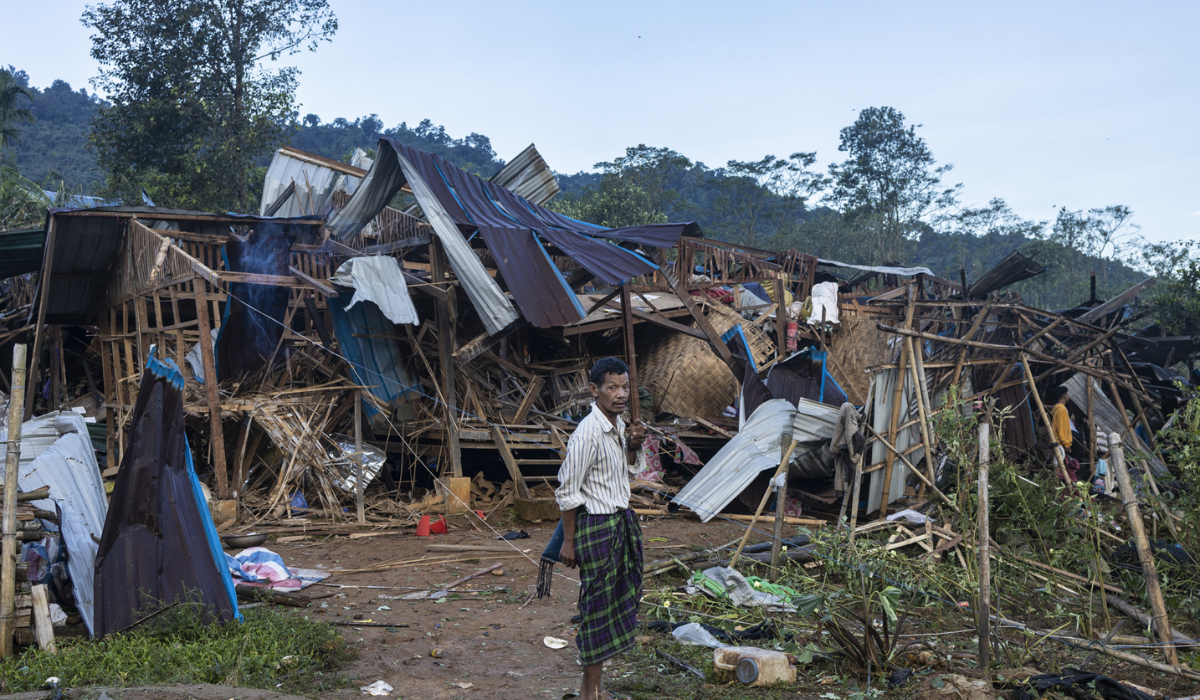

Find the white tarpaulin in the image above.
[
  {"left": 806, "top": 281, "right": 840, "bottom": 325},
  {"left": 0, "top": 411, "right": 107, "bottom": 634},
  {"left": 331, "top": 256, "right": 419, "bottom": 326}
]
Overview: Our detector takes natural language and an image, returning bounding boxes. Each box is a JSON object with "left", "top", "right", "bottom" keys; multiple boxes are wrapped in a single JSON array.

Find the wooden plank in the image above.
[
  {"left": 193, "top": 279, "right": 228, "bottom": 499},
  {"left": 1076, "top": 278, "right": 1156, "bottom": 323},
  {"left": 24, "top": 217, "right": 56, "bottom": 420},
  {"left": 650, "top": 248, "right": 734, "bottom": 367},
  {"left": 492, "top": 426, "right": 532, "bottom": 499},
  {"left": 513, "top": 376, "right": 546, "bottom": 424},
  {"left": 288, "top": 266, "right": 338, "bottom": 297},
  {"left": 30, "top": 584, "right": 56, "bottom": 654}
]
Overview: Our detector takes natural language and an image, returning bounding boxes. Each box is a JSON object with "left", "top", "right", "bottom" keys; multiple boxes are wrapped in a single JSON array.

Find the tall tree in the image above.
[
  {"left": 0, "top": 68, "right": 36, "bottom": 161},
  {"left": 83, "top": 0, "right": 336, "bottom": 211},
  {"left": 827, "top": 106, "right": 961, "bottom": 262},
  {"left": 711, "top": 152, "right": 826, "bottom": 244}
]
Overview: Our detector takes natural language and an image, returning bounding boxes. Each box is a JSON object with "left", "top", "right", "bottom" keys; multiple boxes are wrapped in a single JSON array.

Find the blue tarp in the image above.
[{"left": 329, "top": 295, "right": 420, "bottom": 421}]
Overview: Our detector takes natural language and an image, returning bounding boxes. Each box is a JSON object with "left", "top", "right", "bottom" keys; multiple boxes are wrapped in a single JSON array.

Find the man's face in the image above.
[{"left": 590, "top": 371, "right": 630, "bottom": 419}]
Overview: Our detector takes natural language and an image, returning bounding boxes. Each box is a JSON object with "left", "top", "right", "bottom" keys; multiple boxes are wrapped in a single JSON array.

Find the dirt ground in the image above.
[{"left": 270, "top": 513, "right": 749, "bottom": 700}]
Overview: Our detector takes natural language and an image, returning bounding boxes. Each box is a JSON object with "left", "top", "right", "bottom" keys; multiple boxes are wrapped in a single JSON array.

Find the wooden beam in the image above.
[
  {"left": 25, "top": 217, "right": 56, "bottom": 420},
  {"left": 603, "top": 299, "right": 707, "bottom": 339},
  {"left": 1076, "top": 278, "right": 1156, "bottom": 324},
  {"left": 193, "top": 279, "right": 229, "bottom": 499},
  {"left": 492, "top": 426, "right": 532, "bottom": 499},
  {"left": 513, "top": 376, "right": 546, "bottom": 424},
  {"left": 288, "top": 266, "right": 338, "bottom": 297},
  {"left": 650, "top": 249, "right": 734, "bottom": 368}
]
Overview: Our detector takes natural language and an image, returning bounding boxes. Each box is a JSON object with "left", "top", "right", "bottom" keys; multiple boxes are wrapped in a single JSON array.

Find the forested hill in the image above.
[
  {"left": 3, "top": 73, "right": 1147, "bottom": 309},
  {"left": 4, "top": 71, "right": 109, "bottom": 189}
]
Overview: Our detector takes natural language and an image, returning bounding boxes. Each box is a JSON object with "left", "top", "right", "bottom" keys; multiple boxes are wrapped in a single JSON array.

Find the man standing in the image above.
[
  {"left": 1047, "top": 385, "right": 1078, "bottom": 483},
  {"left": 555, "top": 357, "right": 646, "bottom": 700}
]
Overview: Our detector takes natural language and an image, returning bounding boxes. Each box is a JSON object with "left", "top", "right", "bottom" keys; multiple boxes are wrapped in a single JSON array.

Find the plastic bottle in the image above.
[{"left": 712, "top": 646, "right": 797, "bottom": 686}]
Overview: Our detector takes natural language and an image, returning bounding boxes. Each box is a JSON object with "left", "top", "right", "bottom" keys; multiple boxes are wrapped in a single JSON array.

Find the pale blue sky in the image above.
[{"left": 6, "top": 1, "right": 1198, "bottom": 249}]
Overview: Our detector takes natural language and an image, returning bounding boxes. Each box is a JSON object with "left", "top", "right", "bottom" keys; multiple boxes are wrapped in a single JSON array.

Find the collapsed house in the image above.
[{"left": 0, "top": 138, "right": 1195, "bottom": 649}]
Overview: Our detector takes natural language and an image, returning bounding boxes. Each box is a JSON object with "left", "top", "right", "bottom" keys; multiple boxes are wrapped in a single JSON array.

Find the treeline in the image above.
[{"left": 1, "top": 69, "right": 1149, "bottom": 310}]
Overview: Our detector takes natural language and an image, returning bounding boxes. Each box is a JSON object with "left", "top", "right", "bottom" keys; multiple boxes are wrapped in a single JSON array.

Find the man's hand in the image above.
[
  {"left": 628, "top": 423, "right": 647, "bottom": 452},
  {"left": 560, "top": 537, "right": 578, "bottom": 568}
]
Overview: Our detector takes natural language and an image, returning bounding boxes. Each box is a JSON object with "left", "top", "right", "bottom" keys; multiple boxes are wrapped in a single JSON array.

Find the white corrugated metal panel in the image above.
[
  {"left": 260, "top": 149, "right": 342, "bottom": 217},
  {"left": 792, "top": 398, "right": 840, "bottom": 443},
  {"left": 490, "top": 144, "right": 561, "bottom": 206},
  {"left": 1064, "top": 373, "right": 1168, "bottom": 478},
  {"left": 671, "top": 400, "right": 794, "bottom": 522},
  {"left": 867, "top": 369, "right": 919, "bottom": 513},
  {"left": 344, "top": 148, "right": 373, "bottom": 195},
  {"left": 0, "top": 412, "right": 107, "bottom": 634},
  {"left": 330, "top": 256, "right": 419, "bottom": 326}
]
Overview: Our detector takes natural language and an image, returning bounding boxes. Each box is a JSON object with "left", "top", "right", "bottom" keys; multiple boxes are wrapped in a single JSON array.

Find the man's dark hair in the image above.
[
  {"left": 1047, "top": 385, "right": 1069, "bottom": 403},
  {"left": 590, "top": 357, "right": 629, "bottom": 386}
]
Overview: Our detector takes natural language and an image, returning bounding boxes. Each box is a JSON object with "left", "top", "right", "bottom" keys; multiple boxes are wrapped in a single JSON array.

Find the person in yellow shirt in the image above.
[
  {"left": 1048, "top": 385, "right": 1072, "bottom": 451},
  {"left": 1046, "top": 385, "right": 1078, "bottom": 482}
]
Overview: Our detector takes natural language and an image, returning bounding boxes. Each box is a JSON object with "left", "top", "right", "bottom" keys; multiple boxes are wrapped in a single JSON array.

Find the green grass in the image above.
[{"left": 0, "top": 603, "right": 354, "bottom": 694}]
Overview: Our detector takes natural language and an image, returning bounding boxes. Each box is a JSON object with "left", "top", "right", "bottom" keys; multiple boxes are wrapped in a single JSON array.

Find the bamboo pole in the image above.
[
  {"left": 355, "top": 391, "right": 365, "bottom": 525},
  {"left": 769, "top": 463, "right": 788, "bottom": 582},
  {"left": 1020, "top": 353, "right": 1068, "bottom": 482},
  {"left": 620, "top": 284, "right": 640, "bottom": 427},
  {"left": 976, "top": 406, "right": 992, "bottom": 668},
  {"left": 1110, "top": 434, "right": 1177, "bottom": 665},
  {"left": 730, "top": 438, "right": 797, "bottom": 569},
  {"left": 1, "top": 344, "right": 28, "bottom": 657},
  {"left": 950, "top": 300, "right": 992, "bottom": 387}
]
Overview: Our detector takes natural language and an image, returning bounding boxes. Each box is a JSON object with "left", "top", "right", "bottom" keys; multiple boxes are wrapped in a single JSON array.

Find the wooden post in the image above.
[
  {"left": 48, "top": 325, "right": 62, "bottom": 411},
  {"left": 977, "top": 405, "right": 992, "bottom": 669},
  {"left": 769, "top": 464, "right": 788, "bottom": 582},
  {"left": 620, "top": 284, "right": 640, "bottom": 427},
  {"left": 430, "top": 239, "right": 462, "bottom": 478},
  {"left": 30, "top": 583, "right": 56, "bottom": 654},
  {"left": 1110, "top": 434, "right": 1178, "bottom": 665},
  {"left": 1021, "top": 353, "right": 1068, "bottom": 481},
  {"left": 25, "top": 218, "right": 56, "bottom": 421},
  {"left": 881, "top": 285, "right": 916, "bottom": 516},
  {"left": 846, "top": 456, "right": 865, "bottom": 542},
  {"left": 193, "top": 279, "right": 229, "bottom": 499},
  {"left": 1107, "top": 379, "right": 1179, "bottom": 539},
  {"left": 775, "top": 272, "right": 789, "bottom": 359},
  {"left": 1, "top": 344, "right": 28, "bottom": 657},
  {"left": 1086, "top": 370, "right": 1095, "bottom": 485},
  {"left": 730, "top": 438, "right": 797, "bottom": 569},
  {"left": 355, "top": 391, "right": 365, "bottom": 525}
]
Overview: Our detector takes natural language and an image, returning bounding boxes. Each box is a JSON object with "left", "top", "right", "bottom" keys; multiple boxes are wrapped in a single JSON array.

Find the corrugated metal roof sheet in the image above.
[
  {"left": 867, "top": 368, "right": 918, "bottom": 513},
  {"left": 327, "top": 138, "right": 701, "bottom": 330},
  {"left": 260, "top": 148, "right": 342, "bottom": 217},
  {"left": 672, "top": 399, "right": 795, "bottom": 522},
  {"left": 490, "top": 144, "right": 560, "bottom": 205},
  {"left": 2, "top": 411, "right": 107, "bottom": 634},
  {"left": 968, "top": 250, "right": 1046, "bottom": 299},
  {"left": 0, "top": 227, "right": 45, "bottom": 280},
  {"left": 1064, "top": 372, "right": 1168, "bottom": 478}
]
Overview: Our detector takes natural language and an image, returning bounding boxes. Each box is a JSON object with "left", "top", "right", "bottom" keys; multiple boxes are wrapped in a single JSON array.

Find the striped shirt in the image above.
[{"left": 555, "top": 402, "right": 645, "bottom": 515}]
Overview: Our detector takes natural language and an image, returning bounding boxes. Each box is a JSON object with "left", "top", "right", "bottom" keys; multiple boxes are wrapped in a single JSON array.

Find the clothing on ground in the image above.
[
  {"left": 575, "top": 509, "right": 643, "bottom": 666},
  {"left": 555, "top": 402, "right": 645, "bottom": 514}
]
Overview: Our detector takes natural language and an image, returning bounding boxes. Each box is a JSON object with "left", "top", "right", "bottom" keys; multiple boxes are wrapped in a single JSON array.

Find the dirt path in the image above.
[{"left": 270, "top": 514, "right": 746, "bottom": 700}]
